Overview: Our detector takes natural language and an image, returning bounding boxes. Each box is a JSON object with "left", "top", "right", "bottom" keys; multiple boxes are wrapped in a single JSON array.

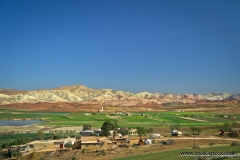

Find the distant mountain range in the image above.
[{"left": 0, "top": 85, "right": 239, "bottom": 106}]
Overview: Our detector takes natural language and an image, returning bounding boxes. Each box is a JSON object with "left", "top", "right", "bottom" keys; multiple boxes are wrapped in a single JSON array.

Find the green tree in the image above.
[
  {"left": 190, "top": 126, "right": 196, "bottom": 135},
  {"left": 229, "top": 129, "right": 238, "bottom": 138},
  {"left": 2, "top": 143, "right": 10, "bottom": 149},
  {"left": 195, "top": 128, "right": 202, "bottom": 135},
  {"left": 83, "top": 123, "right": 92, "bottom": 130},
  {"left": 101, "top": 120, "right": 114, "bottom": 137},
  {"left": 76, "top": 135, "right": 81, "bottom": 139},
  {"left": 64, "top": 142, "right": 73, "bottom": 150},
  {"left": 190, "top": 127, "right": 202, "bottom": 135},
  {"left": 112, "top": 121, "right": 119, "bottom": 141},
  {"left": 147, "top": 128, "right": 154, "bottom": 135},
  {"left": 36, "top": 130, "right": 44, "bottom": 140},
  {"left": 218, "top": 122, "right": 231, "bottom": 132},
  {"left": 170, "top": 123, "right": 180, "bottom": 131},
  {"left": 118, "top": 127, "right": 128, "bottom": 136},
  {"left": 136, "top": 126, "right": 147, "bottom": 140},
  {"left": 232, "top": 122, "right": 237, "bottom": 129},
  {"left": 10, "top": 139, "right": 18, "bottom": 146}
]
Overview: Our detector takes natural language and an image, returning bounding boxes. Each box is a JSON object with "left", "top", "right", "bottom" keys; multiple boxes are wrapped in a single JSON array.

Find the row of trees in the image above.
[{"left": 99, "top": 121, "right": 154, "bottom": 140}]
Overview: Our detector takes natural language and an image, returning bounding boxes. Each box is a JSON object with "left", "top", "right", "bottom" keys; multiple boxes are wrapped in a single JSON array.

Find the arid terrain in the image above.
[{"left": 1, "top": 85, "right": 239, "bottom": 107}]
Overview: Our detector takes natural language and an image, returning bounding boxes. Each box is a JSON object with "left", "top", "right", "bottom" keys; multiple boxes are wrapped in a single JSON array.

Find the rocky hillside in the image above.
[
  {"left": 198, "top": 93, "right": 233, "bottom": 100},
  {"left": 0, "top": 85, "right": 239, "bottom": 106}
]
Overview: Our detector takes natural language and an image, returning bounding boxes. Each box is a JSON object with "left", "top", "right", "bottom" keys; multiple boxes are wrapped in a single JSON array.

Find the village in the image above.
[
  {"left": 3, "top": 120, "right": 240, "bottom": 160},
  {"left": 4, "top": 120, "right": 185, "bottom": 160}
]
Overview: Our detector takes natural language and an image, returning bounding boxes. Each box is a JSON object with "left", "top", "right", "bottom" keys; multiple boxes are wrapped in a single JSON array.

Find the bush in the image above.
[
  {"left": 192, "top": 143, "right": 200, "bottom": 149},
  {"left": 96, "top": 150, "right": 106, "bottom": 156},
  {"left": 64, "top": 142, "right": 73, "bottom": 150},
  {"left": 76, "top": 135, "right": 81, "bottom": 139},
  {"left": 69, "top": 134, "right": 76, "bottom": 138},
  {"left": 228, "top": 130, "right": 238, "bottom": 138},
  {"left": 81, "top": 149, "right": 89, "bottom": 153},
  {"left": 184, "top": 132, "right": 190, "bottom": 137},
  {"left": 118, "top": 128, "right": 128, "bottom": 136},
  {"left": 231, "top": 141, "right": 239, "bottom": 146},
  {"left": 1, "top": 143, "right": 10, "bottom": 149},
  {"left": 12, "top": 151, "right": 22, "bottom": 159},
  {"left": 209, "top": 142, "right": 215, "bottom": 147}
]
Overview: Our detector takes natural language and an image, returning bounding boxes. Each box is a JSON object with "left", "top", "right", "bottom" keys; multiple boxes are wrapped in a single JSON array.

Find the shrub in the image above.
[
  {"left": 192, "top": 143, "right": 200, "bottom": 149},
  {"left": 184, "top": 132, "right": 190, "bottom": 137},
  {"left": 96, "top": 150, "right": 106, "bottom": 156},
  {"left": 231, "top": 141, "right": 239, "bottom": 146},
  {"left": 76, "top": 135, "right": 81, "bottom": 139},
  {"left": 12, "top": 151, "right": 22, "bottom": 159},
  {"left": 64, "top": 142, "right": 73, "bottom": 150},
  {"left": 228, "top": 130, "right": 238, "bottom": 138},
  {"left": 209, "top": 142, "right": 215, "bottom": 147},
  {"left": 81, "top": 149, "right": 89, "bottom": 153}
]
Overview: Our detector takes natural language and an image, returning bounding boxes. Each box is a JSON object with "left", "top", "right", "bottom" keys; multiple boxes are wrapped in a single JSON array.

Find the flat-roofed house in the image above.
[
  {"left": 24, "top": 138, "right": 76, "bottom": 151},
  {"left": 80, "top": 130, "right": 94, "bottom": 136},
  {"left": 26, "top": 140, "right": 55, "bottom": 151}
]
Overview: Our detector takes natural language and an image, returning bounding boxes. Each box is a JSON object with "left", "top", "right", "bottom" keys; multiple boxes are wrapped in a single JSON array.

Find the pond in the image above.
[{"left": 0, "top": 119, "right": 46, "bottom": 126}]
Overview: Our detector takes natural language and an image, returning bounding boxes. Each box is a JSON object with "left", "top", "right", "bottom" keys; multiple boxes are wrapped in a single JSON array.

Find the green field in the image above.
[{"left": 0, "top": 108, "right": 239, "bottom": 128}]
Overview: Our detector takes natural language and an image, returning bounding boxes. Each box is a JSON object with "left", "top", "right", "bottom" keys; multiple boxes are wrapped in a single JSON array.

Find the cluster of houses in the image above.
[
  {"left": 10, "top": 128, "right": 140, "bottom": 155},
  {"left": 10, "top": 127, "right": 170, "bottom": 156}
]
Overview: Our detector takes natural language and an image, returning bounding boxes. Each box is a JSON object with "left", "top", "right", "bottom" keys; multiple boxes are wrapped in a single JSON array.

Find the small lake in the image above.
[{"left": 0, "top": 120, "right": 46, "bottom": 126}]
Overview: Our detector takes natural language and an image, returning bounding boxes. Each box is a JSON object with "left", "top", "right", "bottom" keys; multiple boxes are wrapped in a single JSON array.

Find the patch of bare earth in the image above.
[{"left": 179, "top": 117, "right": 209, "bottom": 122}]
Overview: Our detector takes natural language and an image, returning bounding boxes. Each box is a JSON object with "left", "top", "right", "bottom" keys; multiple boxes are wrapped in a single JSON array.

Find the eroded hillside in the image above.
[{"left": 0, "top": 85, "right": 239, "bottom": 106}]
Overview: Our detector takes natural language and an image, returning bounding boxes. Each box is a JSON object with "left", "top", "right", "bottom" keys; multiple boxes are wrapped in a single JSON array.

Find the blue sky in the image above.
[{"left": 0, "top": 0, "right": 240, "bottom": 94}]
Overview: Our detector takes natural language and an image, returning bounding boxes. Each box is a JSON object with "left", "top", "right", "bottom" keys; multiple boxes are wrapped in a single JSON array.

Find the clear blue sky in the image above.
[{"left": 1, "top": 0, "right": 240, "bottom": 94}]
